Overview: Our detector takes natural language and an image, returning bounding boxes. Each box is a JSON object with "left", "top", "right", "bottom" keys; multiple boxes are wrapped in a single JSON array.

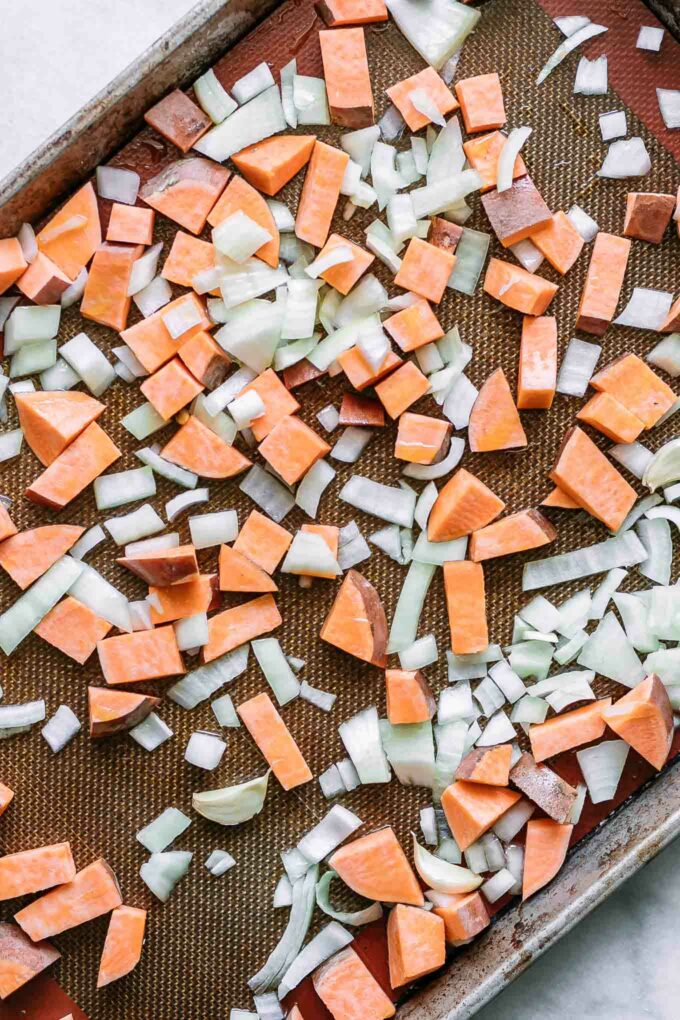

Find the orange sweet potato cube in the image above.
[
  {"left": 258, "top": 415, "right": 331, "bottom": 484},
  {"left": 81, "top": 245, "right": 137, "bottom": 330},
  {"left": 455, "top": 73, "right": 506, "bottom": 133},
  {"left": 481, "top": 175, "right": 552, "bottom": 248},
  {"left": 337, "top": 347, "right": 403, "bottom": 390},
  {"left": 233, "top": 510, "right": 293, "bottom": 573},
  {"left": 177, "top": 329, "right": 230, "bottom": 389},
  {"left": 106, "top": 204, "right": 155, "bottom": 245},
  {"left": 387, "top": 66, "right": 459, "bottom": 131},
  {"left": 318, "top": 233, "right": 375, "bottom": 294},
  {"left": 17, "top": 252, "right": 70, "bottom": 305},
  {"left": 0, "top": 238, "right": 27, "bottom": 294},
  {"left": 395, "top": 411, "right": 450, "bottom": 463},
  {"left": 375, "top": 361, "right": 430, "bottom": 419},
  {"left": 384, "top": 299, "right": 444, "bottom": 352},
  {"left": 530, "top": 211, "right": 584, "bottom": 275},
  {"left": 161, "top": 231, "right": 215, "bottom": 289},
  {"left": 463, "top": 130, "right": 527, "bottom": 192},
  {"left": 141, "top": 157, "right": 231, "bottom": 235},
  {"left": 394, "top": 237, "right": 455, "bottom": 304},
  {"left": 241, "top": 368, "right": 300, "bottom": 440},
  {"left": 144, "top": 89, "right": 211, "bottom": 152},
  {"left": 140, "top": 357, "right": 204, "bottom": 420}
]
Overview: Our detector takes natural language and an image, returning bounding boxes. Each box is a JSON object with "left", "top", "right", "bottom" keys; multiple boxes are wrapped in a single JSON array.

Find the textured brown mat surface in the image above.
[{"left": 0, "top": 1, "right": 678, "bottom": 1017}]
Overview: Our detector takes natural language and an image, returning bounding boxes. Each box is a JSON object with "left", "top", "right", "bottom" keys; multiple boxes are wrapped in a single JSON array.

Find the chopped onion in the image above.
[
  {"left": 504, "top": 845, "right": 523, "bottom": 893},
  {"left": 403, "top": 436, "right": 465, "bottom": 482},
  {"left": 211, "top": 693, "right": 240, "bottom": 729},
  {"left": 298, "top": 806, "right": 362, "bottom": 866},
  {"left": 94, "top": 466, "right": 156, "bottom": 511},
  {"left": 96, "top": 165, "right": 140, "bottom": 204},
  {"left": 378, "top": 104, "right": 405, "bottom": 143},
  {"left": 411, "top": 169, "right": 482, "bottom": 219},
  {"left": 278, "top": 921, "right": 353, "bottom": 1000},
  {"left": 474, "top": 676, "right": 505, "bottom": 716},
  {"left": 598, "top": 137, "right": 651, "bottom": 178},
  {"left": 493, "top": 799, "right": 535, "bottom": 842},
  {"left": 577, "top": 740, "right": 629, "bottom": 803},
  {"left": 598, "top": 110, "right": 627, "bottom": 142},
  {"left": 252, "top": 638, "right": 300, "bottom": 706},
  {"left": 41, "top": 705, "right": 80, "bottom": 753},
  {"left": 174, "top": 612, "right": 209, "bottom": 651},
  {"left": 339, "top": 475, "right": 416, "bottom": 527},
  {"left": 0, "top": 430, "right": 23, "bottom": 463},
  {"left": 249, "top": 864, "right": 318, "bottom": 994},
  {"left": 398, "top": 634, "right": 438, "bottom": 670},
  {"left": 205, "top": 849, "right": 236, "bottom": 877},
  {"left": 164, "top": 488, "right": 209, "bottom": 524},
  {"left": 213, "top": 211, "right": 272, "bottom": 264},
  {"left": 68, "top": 561, "right": 131, "bottom": 632},
  {"left": 536, "top": 22, "right": 608, "bottom": 85},
  {"left": 578, "top": 611, "right": 644, "bottom": 687},
  {"left": 315, "top": 869, "right": 382, "bottom": 928},
  {"left": 140, "top": 851, "right": 192, "bottom": 903},
  {"left": 121, "top": 402, "right": 166, "bottom": 442},
  {"left": 294, "top": 459, "right": 335, "bottom": 520},
  {"left": 380, "top": 720, "right": 435, "bottom": 787},
  {"left": 387, "top": 561, "right": 436, "bottom": 653},
  {"left": 193, "top": 772, "right": 269, "bottom": 826},
  {"left": 136, "top": 447, "right": 198, "bottom": 489},
  {"left": 482, "top": 868, "right": 516, "bottom": 904},
  {"left": 0, "top": 557, "right": 83, "bottom": 656},
  {"left": 643, "top": 438, "right": 680, "bottom": 492},
  {"left": 168, "top": 645, "right": 249, "bottom": 709},
  {"left": 195, "top": 86, "right": 286, "bottom": 162},
  {"left": 636, "top": 517, "right": 672, "bottom": 585},
  {"left": 129, "top": 600, "right": 152, "bottom": 631},
  {"left": 656, "top": 88, "right": 680, "bottom": 130},
  {"left": 186, "top": 510, "right": 237, "bottom": 552},
  {"left": 336, "top": 275, "right": 388, "bottom": 329},
  {"left": 448, "top": 227, "right": 490, "bottom": 295},
  {"left": 612, "top": 592, "right": 659, "bottom": 653},
  {"left": 203, "top": 367, "right": 257, "bottom": 418},
  {"left": 614, "top": 287, "right": 673, "bottom": 330},
  {"left": 637, "top": 25, "right": 664, "bottom": 51},
  {"left": 10, "top": 340, "right": 57, "bottom": 378},
  {"left": 127, "top": 242, "right": 163, "bottom": 296},
  {"left": 385, "top": 0, "right": 480, "bottom": 70},
  {"left": 316, "top": 405, "right": 340, "bottom": 434},
  {"left": 647, "top": 335, "right": 680, "bottom": 377},
  {"left": 574, "top": 55, "right": 607, "bottom": 96},
  {"left": 477, "top": 710, "right": 516, "bottom": 747},
  {"left": 282, "top": 531, "right": 340, "bottom": 579},
  {"left": 510, "top": 694, "right": 549, "bottom": 724},
  {"left": 134, "top": 275, "right": 172, "bottom": 316},
  {"left": 232, "top": 61, "right": 275, "bottom": 105},
  {"left": 319, "top": 765, "right": 345, "bottom": 799},
  {"left": 278, "top": 57, "right": 297, "bottom": 127},
  {"left": 497, "top": 127, "right": 532, "bottom": 192},
  {"left": 252, "top": 994, "right": 283, "bottom": 1020},
  {"left": 129, "top": 712, "right": 173, "bottom": 751},
  {"left": 420, "top": 806, "right": 438, "bottom": 846},
  {"left": 412, "top": 532, "right": 466, "bottom": 566},
  {"left": 4, "top": 304, "right": 60, "bottom": 353},
  {"left": 556, "top": 338, "right": 601, "bottom": 396},
  {"left": 427, "top": 116, "right": 465, "bottom": 184},
  {"left": 137, "top": 807, "right": 191, "bottom": 853},
  {"left": 240, "top": 464, "right": 295, "bottom": 522},
  {"left": 413, "top": 834, "right": 482, "bottom": 893},
  {"left": 489, "top": 660, "right": 526, "bottom": 703},
  {"left": 609, "top": 441, "right": 652, "bottom": 480},
  {"left": 126, "top": 533, "right": 179, "bottom": 558},
  {"left": 339, "top": 706, "right": 391, "bottom": 784},
  {"left": 508, "top": 641, "right": 553, "bottom": 680},
  {"left": 299, "top": 680, "right": 336, "bottom": 713},
  {"left": 555, "top": 15, "right": 590, "bottom": 36},
  {"left": 510, "top": 238, "right": 544, "bottom": 273},
  {"left": 432, "top": 719, "right": 468, "bottom": 799},
  {"left": 194, "top": 67, "right": 237, "bottom": 123},
  {"left": 589, "top": 567, "right": 627, "bottom": 620},
  {"left": 293, "top": 75, "right": 330, "bottom": 125},
  {"left": 17, "top": 222, "right": 38, "bottom": 263},
  {"left": 104, "top": 503, "right": 165, "bottom": 546},
  {"left": 39, "top": 359, "right": 79, "bottom": 391},
  {"left": 331, "top": 426, "right": 373, "bottom": 464},
  {"left": 273, "top": 874, "right": 294, "bottom": 907},
  {"left": 69, "top": 524, "right": 106, "bottom": 561}
]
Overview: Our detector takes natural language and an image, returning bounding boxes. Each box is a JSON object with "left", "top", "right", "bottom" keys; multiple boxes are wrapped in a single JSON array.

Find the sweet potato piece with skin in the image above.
[
  {"left": 541, "top": 486, "right": 580, "bottom": 510},
  {"left": 481, "top": 175, "right": 552, "bottom": 248},
  {"left": 375, "top": 361, "right": 430, "bottom": 419},
  {"left": 428, "top": 468, "right": 505, "bottom": 542},
  {"left": 258, "top": 415, "right": 330, "bottom": 485},
  {"left": 0, "top": 526, "right": 84, "bottom": 590},
  {"left": 384, "top": 300, "right": 444, "bottom": 353},
  {"left": 577, "top": 392, "right": 645, "bottom": 444},
  {"left": 455, "top": 73, "right": 505, "bottom": 133},
  {"left": 394, "top": 237, "right": 455, "bottom": 304},
  {"left": 0, "top": 783, "right": 14, "bottom": 817},
  {"left": 589, "top": 353, "right": 675, "bottom": 429},
  {"left": 296, "top": 141, "right": 349, "bottom": 248},
  {"left": 233, "top": 511, "right": 292, "bottom": 574},
  {"left": 149, "top": 574, "right": 216, "bottom": 623},
  {"left": 14, "top": 860, "right": 122, "bottom": 942},
  {"left": 339, "top": 393, "right": 384, "bottom": 427},
  {"left": 318, "top": 233, "right": 375, "bottom": 294},
  {"left": 161, "top": 232, "right": 214, "bottom": 288},
  {"left": 0, "top": 506, "right": 16, "bottom": 543},
  {"left": 140, "top": 358, "right": 204, "bottom": 421},
  {"left": 576, "top": 232, "right": 631, "bottom": 336},
  {"left": 141, "top": 157, "right": 230, "bottom": 235},
  {"left": 97, "top": 906, "right": 146, "bottom": 988},
  {"left": 443, "top": 561, "right": 488, "bottom": 655},
  {"left": 161, "top": 415, "right": 251, "bottom": 479},
  {"left": 98, "top": 626, "right": 184, "bottom": 686},
  {"left": 509, "top": 752, "right": 577, "bottom": 824},
  {"left": 26, "top": 423, "right": 120, "bottom": 511},
  {"left": 218, "top": 544, "right": 278, "bottom": 593},
  {"left": 339, "top": 347, "right": 403, "bottom": 391},
  {"left": 35, "top": 597, "right": 111, "bottom": 664},
  {"left": 314, "top": 946, "right": 396, "bottom": 1020},
  {"left": 316, "top": 0, "right": 388, "bottom": 26},
  {"left": 529, "top": 211, "right": 584, "bottom": 275},
  {"left": 463, "top": 131, "right": 526, "bottom": 193},
  {"left": 602, "top": 674, "right": 673, "bottom": 770},
  {"left": 385, "top": 669, "right": 435, "bottom": 724},
  {"left": 0, "top": 238, "right": 27, "bottom": 294},
  {"left": 456, "top": 744, "right": 512, "bottom": 786},
  {"left": 88, "top": 687, "right": 159, "bottom": 739},
  {"left": 283, "top": 358, "right": 326, "bottom": 389},
  {"left": 386, "top": 67, "right": 459, "bottom": 132},
  {"left": 469, "top": 368, "right": 527, "bottom": 453},
  {"left": 529, "top": 699, "right": 611, "bottom": 763},
  {"left": 387, "top": 904, "right": 445, "bottom": 988},
  {"left": 231, "top": 135, "right": 316, "bottom": 196},
  {"left": 144, "top": 89, "right": 211, "bottom": 151},
  {"left": 468, "top": 509, "right": 556, "bottom": 562},
  {"left": 427, "top": 217, "right": 463, "bottom": 255},
  {"left": 80, "top": 245, "right": 136, "bottom": 331},
  {"left": 207, "top": 175, "right": 279, "bottom": 267},
  {"left": 660, "top": 294, "right": 680, "bottom": 333},
  {"left": 106, "top": 204, "right": 154, "bottom": 245},
  {"left": 623, "top": 192, "right": 675, "bottom": 244},
  {"left": 522, "top": 820, "right": 572, "bottom": 900},
  {"left": 395, "top": 412, "right": 450, "bottom": 464},
  {"left": 442, "top": 781, "right": 521, "bottom": 851},
  {"left": 483, "top": 258, "right": 558, "bottom": 316},
  {"left": 549, "top": 426, "right": 637, "bottom": 532},
  {"left": 241, "top": 368, "right": 300, "bottom": 441},
  {"left": 0, "top": 844, "right": 76, "bottom": 901},
  {"left": 117, "top": 545, "right": 198, "bottom": 587},
  {"left": 0, "top": 923, "right": 60, "bottom": 1001},
  {"left": 432, "top": 891, "right": 490, "bottom": 945},
  {"left": 178, "top": 329, "right": 230, "bottom": 389},
  {"left": 330, "top": 827, "right": 423, "bottom": 906},
  {"left": 204, "top": 594, "right": 281, "bottom": 662},
  {"left": 121, "top": 292, "right": 211, "bottom": 373},
  {"left": 319, "top": 28, "right": 374, "bottom": 128},
  {"left": 517, "top": 315, "right": 557, "bottom": 410},
  {"left": 36, "top": 182, "right": 101, "bottom": 279},
  {"left": 321, "top": 569, "right": 387, "bottom": 667},
  {"left": 17, "top": 252, "right": 70, "bottom": 304},
  {"left": 238, "top": 691, "right": 312, "bottom": 790},
  {"left": 15, "top": 390, "right": 105, "bottom": 467}
]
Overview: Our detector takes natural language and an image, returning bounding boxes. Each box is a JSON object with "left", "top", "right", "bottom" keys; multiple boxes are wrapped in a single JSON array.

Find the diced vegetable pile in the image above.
[{"left": 0, "top": 0, "right": 679, "bottom": 1015}]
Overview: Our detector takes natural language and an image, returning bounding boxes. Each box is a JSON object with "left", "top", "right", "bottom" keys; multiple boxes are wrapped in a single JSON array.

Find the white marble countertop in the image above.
[{"left": 1, "top": 5, "right": 678, "bottom": 1019}]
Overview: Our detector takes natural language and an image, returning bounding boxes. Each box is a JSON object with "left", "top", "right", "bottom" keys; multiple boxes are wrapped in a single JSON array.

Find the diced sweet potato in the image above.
[
  {"left": 296, "top": 140, "right": 349, "bottom": 248},
  {"left": 329, "top": 827, "right": 423, "bottom": 905},
  {"left": 577, "top": 392, "right": 645, "bottom": 444},
  {"left": 14, "top": 859, "right": 122, "bottom": 942},
  {"left": 238, "top": 691, "right": 311, "bottom": 789},
  {"left": 98, "top": 626, "right": 184, "bottom": 686},
  {"left": 0, "top": 506, "right": 17, "bottom": 544},
  {"left": 483, "top": 258, "right": 558, "bottom": 315},
  {"left": 481, "top": 175, "right": 552, "bottom": 248},
  {"left": 17, "top": 252, "right": 70, "bottom": 305},
  {"left": 0, "top": 843, "right": 76, "bottom": 901},
  {"left": 0, "top": 525, "right": 84, "bottom": 590},
  {"left": 141, "top": 157, "right": 231, "bottom": 235},
  {"left": 529, "top": 211, "right": 584, "bottom": 274},
  {"left": 455, "top": 73, "right": 505, "bottom": 133},
  {"left": 218, "top": 544, "right": 278, "bottom": 593},
  {"left": 0, "top": 238, "right": 27, "bottom": 295},
  {"left": 385, "top": 669, "right": 435, "bottom": 724},
  {"left": 203, "top": 594, "right": 282, "bottom": 662},
  {"left": 140, "top": 357, "right": 204, "bottom": 420},
  {"left": 161, "top": 415, "right": 251, "bottom": 478},
  {"left": 441, "top": 781, "right": 521, "bottom": 851},
  {"left": 463, "top": 131, "right": 526, "bottom": 192},
  {"left": 233, "top": 511, "right": 292, "bottom": 574},
  {"left": 469, "top": 368, "right": 527, "bottom": 452},
  {"left": 386, "top": 67, "right": 458, "bottom": 132},
  {"left": 529, "top": 699, "right": 611, "bottom": 763},
  {"left": 522, "top": 820, "right": 572, "bottom": 900},
  {"left": 384, "top": 300, "right": 444, "bottom": 353},
  {"left": 589, "top": 353, "right": 675, "bottom": 429},
  {"left": 602, "top": 674, "right": 672, "bottom": 770},
  {"left": 468, "top": 509, "right": 556, "bottom": 562},
  {"left": 509, "top": 752, "right": 577, "bottom": 824},
  {"left": 208, "top": 174, "right": 279, "bottom": 267},
  {"left": 394, "top": 237, "right": 455, "bottom": 304},
  {"left": 316, "top": 0, "right": 388, "bottom": 25},
  {"left": 88, "top": 686, "right": 160, "bottom": 738},
  {"left": 576, "top": 232, "right": 631, "bottom": 336},
  {"left": 241, "top": 368, "right": 300, "bottom": 441},
  {"left": 15, "top": 390, "right": 105, "bottom": 467},
  {"left": 178, "top": 329, "right": 230, "bottom": 389},
  {"left": 517, "top": 315, "right": 557, "bottom": 410},
  {"left": 144, "top": 89, "right": 211, "bottom": 151},
  {"left": 258, "top": 415, "right": 330, "bottom": 484},
  {"left": 35, "top": 597, "right": 111, "bottom": 664},
  {"left": 387, "top": 904, "right": 445, "bottom": 988},
  {"left": 443, "top": 560, "right": 488, "bottom": 654},
  {"left": 81, "top": 243, "right": 138, "bottom": 330},
  {"left": 0, "top": 922, "right": 60, "bottom": 1001},
  {"left": 339, "top": 393, "right": 385, "bottom": 427},
  {"left": 426, "top": 217, "right": 463, "bottom": 255},
  {"left": 313, "top": 946, "right": 396, "bottom": 1020},
  {"left": 37, "top": 182, "right": 101, "bottom": 279},
  {"left": 283, "top": 358, "right": 326, "bottom": 389},
  {"left": 26, "top": 422, "right": 121, "bottom": 510},
  {"left": 0, "top": 784, "right": 13, "bottom": 817},
  {"left": 149, "top": 574, "right": 216, "bottom": 623},
  {"left": 541, "top": 486, "right": 580, "bottom": 510},
  {"left": 232, "top": 135, "right": 316, "bottom": 195},
  {"left": 97, "top": 906, "right": 146, "bottom": 988},
  {"left": 338, "top": 347, "right": 403, "bottom": 391},
  {"left": 549, "top": 426, "right": 637, "bottom": 532},
  {"left": 121, "top": 292, "right": 211, "bottom": 373},
  {"left": 428, "top": 468, "right": 505, "bottom": 542},
  {"left": 162, "top": 231, "right": 215, "bottom": 289},
  {"left": 623, "top": 192, "right": 675, "bottom": 244},
  {"left": 321, "top": 569, "right": 387, "bottom": 667},
  {"left": 375, "top": 361, "right": 430, "bottom": 419},
  {"left": 117, "top": 544, "right": 198, "bottom": 587},
  {"left": 106, "top": 203, "right": 155, "bottom": 245},
  {"left": 319, "top": 28, "right": 374, "bottom": 128},
  {"left": 395, "top": 411, "right": 450, "bottom": 464},
  {"left": 432, "top": 891, "right": 490, "bottom": 945},
  {"left": 318, "top": 233, "right": 375, "bottom": 294},
  {"left": 456, "top": 744, "right": 512, "bottom": 786}
]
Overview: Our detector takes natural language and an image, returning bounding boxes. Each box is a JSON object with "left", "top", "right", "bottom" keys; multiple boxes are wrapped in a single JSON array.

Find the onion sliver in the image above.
[
  {"left": 0, "top": 557, "right": 83, "bottom": 655},
  {"left": 94, "top": 466, "right": 156, "bottom": 511},
  {"left": 252, "top": 638, "right": 300, "bottom": 706},
  {"left": 614, "top": 288, "right": 673, "bottom": 330},
  {"left": 278, "top": 921, "right": 353, "bottom": 1000},
  {"left": 295, "top": 459, "right": 336, "bottom": 519},
  {"left": 338, "top": 706, "right": 391, "bottom": 784},
  {"left": 137, "top": 807, "right": 191, "bottom": 853},
  {"left": 96, "top": 165, "right": 140, "bottom": 204},
  {"left": 248, "top": 864, "right": 318, "bottom": 994},
  {"left": 298, "top": 805, "right": 362, "bottom": 864},
  {"left": 340, "top": 475, "right": 416, "bottom": 527},
  {"left": 166, "top": 488, "right": 209, "bottom": 523},
  {"left": 643, "top": 438, "right": 680, "bottom": 492},
  {"left": 556, "top": 337, "right": 601, "bottom": 396},
  {"left": 609, "top": 441, "right": 652, "bottom": 480},
  {"left": 195, "top": 86, "right": 286, "bottom": 162},
  {"left": 193, "top": 772, "right": 269, "bottom": 825},
  {"left": 447, "top": 227, "right": 490, "bottom": 295},
  {"left": 523, "top": 531, "right": 646, "bottom": 591},
  {"left": 380, "top": 719, "right": 435, "bottom": 786},
  {"left": 129, "top": 712, "right": 173, "bottom": 751},
  {"left": 315, "top": 870, "right": 382, "bottom": 926},
  {"left": 240, "top": 464, "right": 295, "bottom": 523},
  {"left": 497, "top": 127, "right": 532, "bottom": 192},
  {"left": 388, "top": 560, "right": 436, "bottom": 652},
  {"left": 41, "top": 705, "right": 80, "bottom": 753},
  {"left": 168, "top": 645, "right": 249, "bottom": 709},
  {"left": 598, "top": 137, "right": 651, "bottom": 178},
  {"left": 577, "top": 611, "right": 644, "bottom": 687},
  {"left": 136, "top": 447, "right": 198, "bottom": 489},
  {"left": 140, "top": 851, "right": 192, "bottom": 903},
  {"left": 189, "top": 509, "right": 238, "bottom": 548},
  {"left": 403, "top": 436, "right": 465, "bottom": 480},
  {"left": 536, "top": 22, "right": 608, "bottom": 85},
  {"left": 385, "top": 0, "right": 480, "bottom": 70},
  {"left": 0, "top": 700, "right": 45, "bottom": 730},
  {"left": 69, "top": 524, "right": 106, "bottom": 561},
  {"left": 104, "top": 504, "right": 165, "bottom": 546},
  {"left": 636, "top": 517, "right": 672, "bottom": 585},
  {"left": 576, "top": 740, "right": 629, "bottom": 804},
  {"left": 413, "top": 834, "right": 482, "bottom": 893}
]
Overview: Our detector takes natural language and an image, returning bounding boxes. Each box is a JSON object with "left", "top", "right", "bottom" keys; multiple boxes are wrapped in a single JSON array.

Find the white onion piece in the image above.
[
  {"left": 0, "top": 557, "right": 83, "bottom": 655},
  {"left": 305, "top": 246, "right": 353, "bottom": 280},
  {"left": 385, "top": 0, "right": 480, "bottom": 70},
  {"left": 510, "top": 695, "right": 549, "bottom": 724},
  {"left": 299, "top": 680, "right": 336, "bottom": 713},
  {"left": 612, "top": 592, "right": 659, "bottom": 654},
  {"left": 409, "top": 88, "right": 445, "bottom": 127},
  {"left": 474, "top": 676, "right": 504, "bottom": 717},
  {"left": 69, "top": 524, "right": 106, "bottom": 561},
  {"left": 339, "top": 474, "right": 416, "bottom": 528},
  {"left": 252, "top": 638, "right": 300, "bottom": 706},
  {"left": 489, "top": 660, "right": 526, "bottom": 703},
  {"left": 399, "top": 633, "right": 438, "bottom": 670},
  {"left": 129, "top": 600, "right": 153, "bottom": 631},
  {"left": 388, "top": 561, "right": 436, "bottom": 653},
  {"left": 10, "top": 340, "right": 56, "bottom": 378},
  {"left": 413, "top": 835, "right": 482, "bottom": 893},
  {"left": 203, "top": 367, "right": 257, "bottom": 417},
  {"left": 127, "top": 242, "right": 163, "bottom": 296},
  {"left": 556, "top": 337, "right": 601, "bottom": 396},
  {"left": 265, "top": 200, "right": 294, "bottom": 235},
  {"left": 298, "top": 806, "right": 362, "bottom": 865},
  {"left": 104, "top": 504, "right": 165, "bottom": 546},
  {"left": 40, "top": 359, "right": 79, "bottom": 391},
  {"left": 136, "top": 447, "right": 198, "bottom": 489},
  {"left": 273, "top": 874, "right": 294, "bottom": 907},
  {"left": 336, "top": 275, "right": 388, "bottom": 328},
  {"left": 231, "top": 61, "right": 274, "bottom": 105},
  {"left": 556, "top": 588, "right": 593, "bottom": 637},
  {"left": 403, "top": 436, "right": 465, "bottom": 481},
  {"left": 432, "top": 719, "right": 468, "bottom": 798},
  {"left": 637, "top": 25, "right": 664, "bottom": 51},
  {"left": 215, "top": 298, "right": 284, "bottom": 370},
  {"left": 41, "top": 705, "right": 80, "bottom": 753},
  {"left": 554, "top": 15, "right": 590, "bottom": 35},
  {"left": 509, "top": 238, "right": 544, "bottom": 273},
  {"left": 316, "top": 405, "right": 340, "bottom": 434},
  {"left": 212, "top": 693, "right": 240, "bottom": 729},
  {"left": 293, "top": 75, "right": 330, "bottom": 125},
  {"left": 205, "top": 850, "right": 236, "bottom": 877},
  {"left": 574, "top": 55, "right": 607, "bottom": 95},
  {"left": 420, "top": 806, "right": 438, "bottom": 846},
  {"left": 448, "top": 227, "right": 490, "bottom": 295},
  {"left": 96, "top": 165, "right": 140, "bottom": 204},
  {"left": 185, "top": 731, "right": 227, "bottom": 771},
  {"left": 414, "top": 482, "right": 438, "bottom": 532},
  {"left": 240, "top": 464, "right": 295, "bottom": 522},
  {"left": 121, "top": 402, "right": 166, "bottom": 441},
  {"left": 282, "top": 532, "right": 340, "bottom": 579},
  {"left": 643, "top": 438, "right": 680, "bottom": 492},
  {"left": 195, "top": 86, "right": 286, "bottom": 162},
  {"left": 477, "top": 710, "right": 516, "bottom": 747},
  {"left": 137, "top": 807, "right": 191, "bottom": 853},
  {"left": 378, "top": 104, "right": 405, "bottom": 144},
  {"left": 411, "top": 169, "right": 482, "bottom": 219},
  {"left": 248, "top": 865, "right": 318, "bottom": 994},
  {"left": 94, "top": 466, "right": 156, "bottom": 511},
  {"left": 636, "top": 517, "right": 672, "bottom": 585},
  {"left": 68, "top": 561, "right": 131, "bottom": 632},
  {"left": 614, "top": 287, "right": 673, "bottom": 330},
  {"left": 411, "top": 135, "right": 429, "bottom": 176},
  {"left": 331, "top": 426, "right": 372, "bottom": 464},
  {"left": 281, "top": 279, "right": 317, "bottom": 340},
  {"left": 609, "top": 441, "right": 652, "bottom": 480},
  {"left": 369, "top": 523, "right": 407, "bottom": 564},
  {"left": 380, "top": 719, "right": 435, "bottom": 786},
  {"left": 536, "top": 22, "right": 608, "bottom": 85},
  {"left": 168, "top": 645, "right": 249, "bottom": 709},
  {"left": 578, "top": 611, "right": 644, "bottom": 687},
  {"left": 112, "top": 345, "right": 146, "bottom": 379},
  {"left": 140, "top": 851, "right": 192, "bottom": 903},
  {"left": 386, "top": 194, "right": 418, "bottom": 246},
  {"left": 598, "top": 137, "right": 651, "bottom": 178},
  {"left": 598, "top": 110, "right": 627, "bottom": 142},
  {"left": 278, "top": 57, "right": 297, "bottom": 128},
  {"left": 482, "top": 867, "right": 516, "bottom": 904},
  {"left": 278, "top": 921, "right": 353, "bottom": 1000},
  {"left": 577, "top": 740, "right": 629, "bottom": 804},
  {"left": 340, "top": 159, "right": 363, "bottom": 197},
  {"left": 213, "top": 210, "right": 272, "bottom": 264},
  {"left": 0, "top": 430, "right": 23, "bottom": 463},
  {"left": 174, "top": 613, "right": 209, "bottom": 651},
  {"left": 227, "top": 390, "right": 265, "bottom": 431},
  {"left": 133, "top": 275, "right": 172, "bottom": 316},
  {"left": 0, "top": 701, "right": 45, "bottom": 734},
  {"left": 166, "top": 488, "right": 209, "bottom": 523},
  {"left": 497, "top": 127, "right": 532, "bottom": 192},
  {"left": 427, "top": 116, "right": 465, "bottom": 184},
  {"left": 194, "top": 68, "right": 237, "bottom": 123},
  {"left": 295, "top": 459, "right": 336, "bottom": 520},
  {"left": 4, "top": 304, "right": 60, "bottom": 353},
  {"left": 589, "top": 567, "right": 627, "bottom": 619},
  {"left": 340, "top": 124, "right": 380, "bottom": 176},
  {"left": 412, "top": 532, "right": 466, "bottom": 566},
  {"left": 126, "top": 533, "right": 179, "bottom": 557},
  {"left": 0, "top": 297, "right": 18, "bottom": 332},
  {"left": 656, "top": 88, "right": 680, "bottom": 130},
  {"left": 17, "top": 222, "right": 38, "bottom": 263},
  {"left": 9, "top": 380, "right": 34, "bottom": 395},
  {"left": 129, "top": 712, "right": 173, "bottom": 751},
  {"left": 647, "top": 335, "right": 680, "bottom": 377},
  {"left": 338, "top": 706, "right": 391, "bottom": 784},
  {"left": 523, "top": 530, "right": 646, "bottom": 591},
  {"left": 252, "top": 994, "right": 283, "bottom": 1020}
]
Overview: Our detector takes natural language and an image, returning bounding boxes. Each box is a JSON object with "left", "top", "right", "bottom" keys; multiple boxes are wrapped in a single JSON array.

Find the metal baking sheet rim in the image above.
[{"left": 1, "top": 2, "right": 679, "bottom": 1016}]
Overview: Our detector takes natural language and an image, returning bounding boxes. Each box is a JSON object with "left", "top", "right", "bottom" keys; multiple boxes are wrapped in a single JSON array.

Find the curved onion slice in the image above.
[
  {"left": 166, "top": 488, "right": 209, "bottom": 523},
  {"left": 315, "top": 870, "right": 383, "bottom": 926},
  {"left": 576, "top": 740, "right": 629, "bottom": 804},
  {"left": 249, "top": 864, "right": 318, "bottom": 994},
  {"left": 192, "top": 772, "right": 270, "bottom": 825},
  {"left": 636, "top": 517, "right": 672, "bottom": 585},
  {"left": 643, "top": 438, "right": 680, "bottom": 491},
  {"left": 497, "top": 127, "right": 532, "bottom": 192},
  {"left": 403, "top": 436, "right": 465, "bottom": 480},
  {"left": 412, "top": 834, "right": 482, "bottom": 893},
  {"left": 278, "top": 921, "right": 353, "bottom": 999},
  {"left": 536, "top": 23, "right": 608, "bottom": 85},
  {"left": 387, "top": 560, "right": 436, "bottom": 652}
]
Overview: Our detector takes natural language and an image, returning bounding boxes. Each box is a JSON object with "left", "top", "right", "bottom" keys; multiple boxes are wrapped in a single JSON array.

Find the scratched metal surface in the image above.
[{"left": 0, "top": 0, "right": 678, "bottom": 1017}]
